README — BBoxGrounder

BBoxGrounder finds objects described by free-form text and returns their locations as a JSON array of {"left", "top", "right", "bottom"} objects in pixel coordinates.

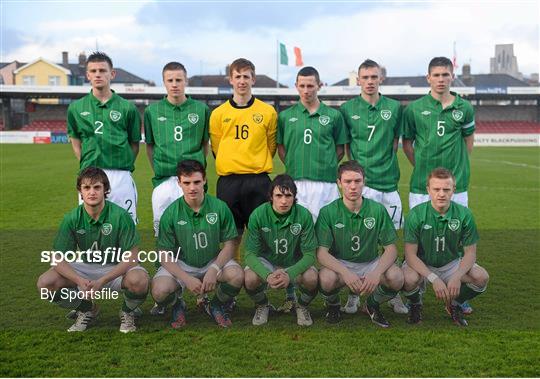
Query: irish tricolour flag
[{"left": 280, "top": 42, "right": 303, "bottom": 66}]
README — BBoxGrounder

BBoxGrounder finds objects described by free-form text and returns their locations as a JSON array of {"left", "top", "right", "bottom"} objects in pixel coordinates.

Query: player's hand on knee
[
  {"left": 343, "top": 270, "right": 363, "bottom": 293},
  {"left": 202, "top": 270, "right": 218, "bottom": 293},
  {"left": 89, "top": 277, "right": 106, "bottom": 292},
  {"left": 447, "top": 275, "right": 461, "bottom": 299},
  {"left": 77, "top": 278, "right": 92, "bottom": 292},
  {"left": 432, "top": 278, "right": 450, "bottom": 303},
  {"left": 359, "top": 272, "right": 380, "bottom": 296},
  {"left": 273, "top": 271, "right": 290, "bottom": 289}
]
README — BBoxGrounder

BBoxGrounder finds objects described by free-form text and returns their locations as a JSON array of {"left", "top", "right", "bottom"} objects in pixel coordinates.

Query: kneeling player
[
  {"left": 402, "top": 168, "right": 489, "bottom": 326},
  {"left": 151, "top": 160, "right": 244, "bottom": 328},
  {"left": 37, "top": 167, "right": 149, "bottom": 333},
  {"left": 244, "top": 175, "right": 318, "bottom": 326},
  {"left": 316, "top": 161, "right": 403, "bottom": 327}
]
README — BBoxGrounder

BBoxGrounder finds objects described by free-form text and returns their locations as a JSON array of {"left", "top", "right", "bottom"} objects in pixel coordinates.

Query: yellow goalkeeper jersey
[{"left": 210, "top": 97, "right": 277, "bottom": 176}]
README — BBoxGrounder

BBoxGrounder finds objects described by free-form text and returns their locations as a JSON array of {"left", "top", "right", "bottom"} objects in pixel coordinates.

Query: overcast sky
[{"left": 2, "top": 0, "right": 539, "bottom": 87}]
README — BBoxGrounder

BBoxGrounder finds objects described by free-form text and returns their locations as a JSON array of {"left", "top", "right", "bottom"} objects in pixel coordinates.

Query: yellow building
[{"left": 13, "top": 57, "right": 71, "bottom": 87}]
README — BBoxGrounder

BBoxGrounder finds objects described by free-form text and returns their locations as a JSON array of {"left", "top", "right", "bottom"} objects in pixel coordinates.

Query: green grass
[{"left": 1, "top": 145, "right": 539, "bottom": 377}]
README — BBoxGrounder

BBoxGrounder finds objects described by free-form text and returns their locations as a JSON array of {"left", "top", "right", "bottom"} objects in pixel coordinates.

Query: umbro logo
[
  {"left": 289, "top": 117, "right": 298, "bottom": 122},
  {"left": 177, "top": 220, "right": 187, "bottom": 225},
  {"left": 224, "top": 118, "right": 231, "bottom": 123},
  {"left": 158, "top": 116, "right": 167, "bottom": 122},
  {"left": 421, "top": 111, "right": 431, "bottom": 116},
  {"left": 76, "top": 229, "right": 86, "bottom": 235},
  {"left": 423, "top": 224, "right": 432, "bottom": 230},
  {"left": 335, "top": 223, "right": 345, "bottom": 229},
  {"left": 80, "top": 111, "right": 90, "bottom": 116},
  {"left": 261, "top": 227, "right": 271, "bottom": 232},
  {"left": 351, "top": 115, "right": 360, "bottom": 120}
]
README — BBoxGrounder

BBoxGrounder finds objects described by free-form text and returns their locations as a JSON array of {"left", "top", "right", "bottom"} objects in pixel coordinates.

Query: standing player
[
  {"left": 151, "top": 160, "right": 244, "bottom": 328},
  {"left": 209, "top": 58, "right": 278, "bottom": 251},
  {"left": 244, "top": 175, "right": 319, "bottom": 326},
  {"left": 277, "top": 66, "right": 348, "bottom": 220},
  {"left": 316, "top": 161, "right": 404, "bottom": 327},
  {"left": 402, "top": 56, "right": 476, "bottom": 313},
  {"left": 37, "top": 167, "right": 149, "bottom": 333},
  {"left": 144, "top": 61, "right": 209, "bottom": 236},
  {"left": 67, "top": 52, "right": 141, "bottom": 223},
  {"left": 402, "top": 168, "right": 489, "bottom": 326},
  {"left": 340, "top": 59, "right": 407, "bottom": 315}
]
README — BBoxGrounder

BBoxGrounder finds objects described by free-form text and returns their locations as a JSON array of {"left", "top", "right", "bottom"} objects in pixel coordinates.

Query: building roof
[
  {"left": 61, "top": 63, "right": 151, "bottom": 85},
  {"left": 458, "top": 73, "right": 530, "bottom": 88},
  {"left": 189, "top": 74, "right": 287, "bottom": 88},
  {"left": 13, "top": 57, "right": 71, "bottom": 75}
]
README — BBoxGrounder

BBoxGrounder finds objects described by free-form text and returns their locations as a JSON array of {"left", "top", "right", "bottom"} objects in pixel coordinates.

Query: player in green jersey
[
  {"left": 151, "top": 160, "right": 244, "bottom": 328},
  {"left": 37, "top": 167, "right": 149, "bottom": 333},
  {"left": 67, "top": 52, "right": 141, "bottom": 223},
  {"left": 145, "top": 62, "right": 210, "bottom": 237},
  {"left": 402, "top": 57, "right": 475, "bottom": 210},
  {"left": 340, "top": 59, "right": 408, "bottom": 315},
  {"left": 316, "top": 161, "right": 404, "bottom": 327},
  {"left": 402, "top": 168, "right": 489, "bottom": 326},
  {"left": 244, "top": 174, "right": 319, "bottom": 326},
  {"left": 277, "top": 66, "right": 348, "bottom": 220}
]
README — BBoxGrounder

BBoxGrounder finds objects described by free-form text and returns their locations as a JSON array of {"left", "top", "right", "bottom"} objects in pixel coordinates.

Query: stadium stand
[{"left": 475, "top": 121, "right": 540, "bottom": 134}]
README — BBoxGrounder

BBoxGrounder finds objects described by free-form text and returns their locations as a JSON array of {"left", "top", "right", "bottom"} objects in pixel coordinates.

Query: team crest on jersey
[
  {"left": 319, "top": 115, "right": 330, "bottom": 125},
  {"left": 177, "top": 220, "right": 187, "bottom": 225},
  {"left": 380, "top": 110, "right": 392, "bottom": 121},
  {"left": 110, "top": 110, "right": 122, "bottom": 122},
  {"left": 101, "top": 223, "right": 113, "bottom": 235},
  {"left": 80, "top": 111, "right": 90, "bottom": 117},
  {"left": 262, "top": 227, "right": 271, "bottom": 233},
  {"left": 253, "top": 113, "right": 263, "bottom": 124},
  {"left": 188, "top": 113, "right": 199, "bottom": 124},
  {"left": 335, "top": 223, "right": 345, "bottom": 229},
  {"left": 364, "top": 217, "right": 375, "bottom": 230},
  {"left": 351, "top": 115, "right": 361, "bottom": 120},
  {"left": 448, "top": 219, "right": 460, "bottom": 231},
  {"left": 452, "top": 110, "right": 464, "bottom": 121},
  {"left": 206, "top": 213, "right": 218, "bottom": 225},
  {"left": 158, "top": 116, "right": 167, "bottom": 122},
  {"left": 290, "top": 223, "right": 302, "bottom": 236}
]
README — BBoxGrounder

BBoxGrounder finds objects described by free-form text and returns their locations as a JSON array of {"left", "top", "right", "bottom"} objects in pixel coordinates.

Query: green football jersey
[
  {"left": 157, "top": 194, "right": 238, "bottom": 268},
  {"left": 404, "top": 201, "right": 479, "bottom": 268},
  {"left": 67, "top": 91, "right": 141, "bottom": 172},
  {"left": 244, "top": 202, "right": 317, "bottom": 280},
  {"left": 144, "top": 97, "right": 210, "bottom": 188},
  {"left": 53, "top": 201, "right": 139, "bottom": 265},
  {"left": 277, "top": 102, "right": 349, "bottom": 182},
  {"left": 340, "top": 95, "right": 402, "bottom": 192},
  {"left": 316, "top": 198, "right": 397, "bottom": 263},
  {"left": 402, "top": 92, "right": 475, "bottom": 194}
]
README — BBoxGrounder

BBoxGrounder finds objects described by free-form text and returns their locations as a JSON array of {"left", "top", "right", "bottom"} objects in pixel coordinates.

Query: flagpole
[{"left": 276, "top": 39, "right": 279, "bottom": 88}]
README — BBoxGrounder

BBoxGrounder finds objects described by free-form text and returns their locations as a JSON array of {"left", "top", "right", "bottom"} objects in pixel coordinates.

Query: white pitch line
[{"left": 475, "top": 158, "right": 540, "bottom": 170}]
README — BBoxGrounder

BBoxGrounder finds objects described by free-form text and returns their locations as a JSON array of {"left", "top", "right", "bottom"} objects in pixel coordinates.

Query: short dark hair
[
  {"left": 76, "top": 167, "right": 110, "bottom": 197},
  {"left": 176, "top": 159, "right": 206, "bottom": 179},
  {"left": 427, "top": 167, "right": 455, "bottom": 185},
  {"left": 229, "top": 58, "right": 255, "bottom": 77},
  {"left": 428, "top": 56, "right": 453, "bottom": 73},
  {"left": 162, "top": 61, "right": 187, "bottom": 77},
  {"left": 269, "top": 174, "right": 297, "bottom": 201},
  {"left": 338, "top": 160, "right": 365, "bottom": 180},
  {"left": 86, "top": 51, "right": 113, "bottom": 69},
  {"left": 296, "top": 66, "right": 320, "bottom": 83},
  {"left": 358, "top": 59, "right": 380, "bottom": 72}
]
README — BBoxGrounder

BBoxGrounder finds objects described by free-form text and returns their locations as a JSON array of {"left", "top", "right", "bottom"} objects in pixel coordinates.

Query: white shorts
[
  {"left": 152, "top": 176, "right": 183, "bottom": 236},
  {"left": 78, "top": 169, "right": 138, "bottom": 223},
  {"left": 362, "top": 186, "right": 403, "bottom": 229},
  {"left": 409, "top": 191, "right": 468, "bottom": 210},
  {"left": 68, "top": 262, "right": 147, "bottom": 292},
  {"left": 244, "top": 257, "right": 317, "bottom": 278},
  {"left": 403, "top": 259, "right": 479, "bottom": 288},
  {"left": 338, "top": 258, "right": 380, "bottom": 278},
  {"left": 153, "top": 259, "right": 240, "bottom": 290},
  {"left": 295, "top": 180, "right": 340, "bottom": 221}
]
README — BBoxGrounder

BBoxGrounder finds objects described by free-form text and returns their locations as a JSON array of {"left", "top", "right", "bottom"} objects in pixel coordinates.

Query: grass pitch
[{"left": 0, "top": 145, "right": 539, "bottom": 377}]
